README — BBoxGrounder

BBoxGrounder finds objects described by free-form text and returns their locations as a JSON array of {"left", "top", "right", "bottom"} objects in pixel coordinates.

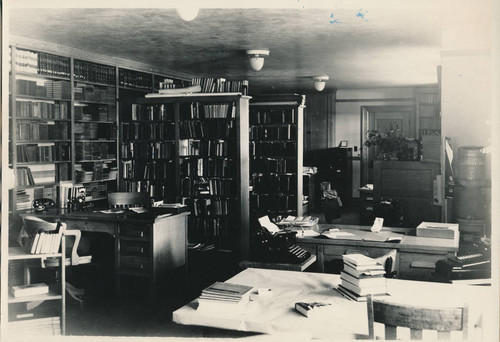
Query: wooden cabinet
[{"left": 373, "top": 160, "right": 441, "bottom": 228}]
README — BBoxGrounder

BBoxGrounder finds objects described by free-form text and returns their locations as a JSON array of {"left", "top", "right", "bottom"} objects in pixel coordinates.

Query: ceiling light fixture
[
  {"left": 176, "top": 6, "right": 200, "bottom": 21},
  {"left": 246, "top": 49, "right": 270, "bottom": 71},
  {"left": 312, "top": 75, "right": 329, "bottom": 91}
]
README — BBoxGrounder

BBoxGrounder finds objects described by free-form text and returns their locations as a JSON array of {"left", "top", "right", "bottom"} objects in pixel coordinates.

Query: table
[
  {"left": 173, "top": 268, "right": 493, "bottom": 340},
  {"left": 24, "top": 209, "right": 189, "bottom": 296},
  {"left": 296, "top": 224, "right": 459, "bottom": 280}
]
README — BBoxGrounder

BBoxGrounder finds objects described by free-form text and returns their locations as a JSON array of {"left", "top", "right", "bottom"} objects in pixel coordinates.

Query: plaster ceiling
[{"left": 6, "top": 2, "right": 492, "bottom": 94}]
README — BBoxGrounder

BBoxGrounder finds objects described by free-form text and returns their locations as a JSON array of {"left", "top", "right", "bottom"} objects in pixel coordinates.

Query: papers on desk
[
  {"left": 99, "top": 209, "right": 125, "bottom": 214},
  {"left": 277, "top": 216, "right": 319, "bottom": 227},
  {"left": 318, "top": 230, "right": 355, "bottom": 239},
  {"left": 258, "top": 216, "right": 281, "bottom": 234}
]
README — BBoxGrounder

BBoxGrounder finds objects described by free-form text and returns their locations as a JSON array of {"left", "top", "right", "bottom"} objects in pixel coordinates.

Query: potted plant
[{"left": 364, "top": 124, "right": 419, "bottom": 160}]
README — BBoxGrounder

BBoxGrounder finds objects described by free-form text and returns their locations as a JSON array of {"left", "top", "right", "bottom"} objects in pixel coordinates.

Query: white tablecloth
[{"left": 173, "top": 268, "right": 494, "bottom": 340}]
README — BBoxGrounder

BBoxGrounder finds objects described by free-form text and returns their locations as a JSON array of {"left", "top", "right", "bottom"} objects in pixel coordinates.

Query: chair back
[
  {"left": 108, "top": 192, "right": 150, "bottom": 209},
  {"left": 367, "top": 295, "right": 468, "bottom": 340}
]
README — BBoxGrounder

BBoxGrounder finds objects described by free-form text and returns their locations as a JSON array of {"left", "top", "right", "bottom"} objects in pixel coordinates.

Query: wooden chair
[
  {"left": 367, "top": 294, "right": 468, "bottom": 340},
  {"left": 22, "top": 215, "right": 92, "bottom": 306},
  {"left": 107, "top": 192, "right": 151, "bottom": 209}
]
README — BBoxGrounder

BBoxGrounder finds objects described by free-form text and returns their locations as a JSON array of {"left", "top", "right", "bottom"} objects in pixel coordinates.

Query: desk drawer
[
  {"left": 120, "top": 240, "right": 150, "bottom": 257},
  {"left": 120, "top": 224, "right": 151, "bottom": 240},
  {"left": 399, "top": 252, "right": 447, "bottom": 280},
  {"left": 120, "top": 256, "right": 150, "bottom": 275}
]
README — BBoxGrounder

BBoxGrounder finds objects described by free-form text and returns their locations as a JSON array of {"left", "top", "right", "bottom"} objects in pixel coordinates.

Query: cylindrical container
[
  {"left": 453, "top": 185, "right": 490, "bottom": 220},
  {"left": 456, "top": 146, "right": 486, "bottom": 187}
]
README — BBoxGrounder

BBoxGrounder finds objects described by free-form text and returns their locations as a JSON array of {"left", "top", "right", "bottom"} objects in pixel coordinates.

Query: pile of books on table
[
  {"left": 336, "top": 254, "right": 388, "bottom": 301},
  {"left": 197, "top": 281, "right": 253, "bottom": 313}
]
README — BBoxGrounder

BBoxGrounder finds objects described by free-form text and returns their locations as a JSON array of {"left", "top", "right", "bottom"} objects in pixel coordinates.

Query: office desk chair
[
  {"left": 22, "top": 215, "right": 92, "bottom": 307},
  {"left": 108, "top": 192, "right": 151, "bottom": 209},
  {"left": 367, "top": 294, "right": 468, "bottom": 340}
]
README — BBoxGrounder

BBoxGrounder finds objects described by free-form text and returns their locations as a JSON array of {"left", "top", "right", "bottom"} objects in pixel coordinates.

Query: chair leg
[
  {"left": 385, "top": 325, "right": 397, "bottom": 340},
  {"left": 66, "top": 282, "right": 84, "bottom": 310}
]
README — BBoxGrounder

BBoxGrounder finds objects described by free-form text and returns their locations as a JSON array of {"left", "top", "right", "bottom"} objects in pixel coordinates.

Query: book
[
  {"left": 342, "top": 254, "right": 381, "bottom": 267},
  {"left": 201, "top": 281, "right": 253, "bottom": 299},
  {"left": 11, "top": 283, "right": 49, "bottom": 298},
  {"left": 340, "top": 278, "right": 387, "bottom": 297},
  {"left": 342, "top": 263, "right": 386, "bottom": 278},
  {"left": 335, "top": 285, "right": 389, "bottom": 302},
  {"left": 295, "top": 301, "right": 334, "bottom": 318},
  {"left": 340, "top": 271, "right": 386, "bottom": 288}
]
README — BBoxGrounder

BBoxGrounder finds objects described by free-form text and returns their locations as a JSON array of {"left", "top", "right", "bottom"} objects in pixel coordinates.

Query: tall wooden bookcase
[
  {"left": 120, "top": 94, "right": 250, "bottom": 257},
  {"left": 249, "top": 94, "right": 305, "bottom": 224}
]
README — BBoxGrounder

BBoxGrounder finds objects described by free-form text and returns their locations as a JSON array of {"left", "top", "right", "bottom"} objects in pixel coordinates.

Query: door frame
[{"left": 360, "top": 105, "right": 416, "bottom": 187}]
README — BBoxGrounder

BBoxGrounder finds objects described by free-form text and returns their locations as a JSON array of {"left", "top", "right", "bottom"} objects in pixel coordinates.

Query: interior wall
[{"left": 335, "top": 88, "right": 417, "bottom": 198}]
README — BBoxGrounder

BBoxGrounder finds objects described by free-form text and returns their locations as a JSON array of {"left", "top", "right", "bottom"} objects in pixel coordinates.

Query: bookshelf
[
  {"left": 73, "top": 59, "right": 118, "bottom": 202},
  {"left": 120, "top": 94, "right": 250, "bottom": 256},
  {"left": 416, "top": 86, "right": 441, "bottom": 162},
  {"left": 249, "top": 94, "right": 305, "bottom": 223}
]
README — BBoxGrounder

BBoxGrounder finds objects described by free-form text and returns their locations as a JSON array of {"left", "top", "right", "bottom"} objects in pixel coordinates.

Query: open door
[{"left": 361, "top": 106, "right": 416, "bottom": 186}]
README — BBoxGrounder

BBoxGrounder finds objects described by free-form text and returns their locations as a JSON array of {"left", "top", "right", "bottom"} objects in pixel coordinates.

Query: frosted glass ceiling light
[
  {"left": 313, "top": 76, "right": 329, "bottom": 91},
  {"left": 176, "top": 6, "right": 199, "bottom": 21},
  {"left": 246, "top": 49, "right": 270, "bottom": 71}
]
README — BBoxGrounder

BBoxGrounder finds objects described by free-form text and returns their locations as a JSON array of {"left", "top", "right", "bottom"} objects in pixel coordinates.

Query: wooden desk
[
  {"left": 173, "top": 268, "right": 491, "bottom": 340},
  {"left": 296, "top": 224, "right": 459, "bottom": 280},
  {"left": 26, "top": 210, "right": 189, "bottom": 296},
  {"left": 239, "top": 254, "right": 317, "bottom": 272}
]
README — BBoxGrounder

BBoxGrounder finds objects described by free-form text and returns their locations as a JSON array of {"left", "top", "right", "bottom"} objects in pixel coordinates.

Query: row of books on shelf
[
  {"left": 13, "top": 185, "right": 56, "bottom": 210},
  {"left": 335, "top": 254, "right": 389, "bottom": 302},
  {"left": 179, "top": 102, "right": 236, "bottom": 120},
  {"left": 249, "top": 141, "right": 297, "bottom": 158},
  {"left": 121, "top": 141, "right": 176, "bottom": 160},
  {"left": 191, "top": 77, "right": 248, "bottom": 94},
  {"left": 418, "top": 92, "right": 440, "bottom": 104},
  {"left": 250, "top": 157, "right": 298, "bottom": 174},
  {"left": 74, "top": 83, "right": 116, "bottom": 103},
  {"left": 179, "top": 139, "right": 235, "bottom": 157},
  {"left": 17, "top": 164, "right": 58, "bottom": 184},
  {"left": 122, "top": 159, "right": 175, "bottom": 180},
  {"left": 74, "top": 59, "right": 116, "bottom": 85},
  {"left": 119, "top": 69, "right": 152, "bottom": 89},
  {"left": 17, "top": 143, "right": 70, "bottom": 163},
  {"left": 16, "top": 100, "right": 69, "bottom": 119},
  {"left": 188, "top": 217, "right": 232, "bottom": 241},
  {"left": 121, "top": 181, "right": 176, "bottom": 202},
  {"left": 26, "top": 227, "right": 64, "bottom": 255},
  {"left": 75, "top": 142, "right": 115, "bottom": 161},
  {"left": 130, "top": 104, "right": 176, "bottom": 121},
  {"left": 188, "top": 197, "right": 235, "bottom": 217},
  {"left": 74, "top": 104, "right": 115, "bottom": 122},
  {"left": 74, "top": 122, "right": 117, "bottom": 140},
  {"left": 249, "top": 124, "right": 296, "bottom": 141},
  {"left": 181, "top": 178, "right": 235, "bottom": 197},
  {"left": 196, "top": 281, "right": 253, "bottom": 313},
  {"left": 180, "top": 158, "right": 235, "bottom": 178},
  {"left": 16, "top": 79, "right": 71, "bottom": 100},
  {"left": 251, "top": 174, "right": 297, "bottom": 193},
  {"left": 250, "top": 193, "right": 297, "bottom": 212},
  {"left": 158, "top": 78, "right": 178, "bottom": 90},
  {"left": 179, "top": 119, "right": 235, "bottom": 139},
  {"left": 249, "top": 109, "right": 296, "bottom": 125},
  {"left": 74, "top": 163, "right": 117, "bottom": 183},
  {"left": 15, "top": 48, "right": 70, "bottom": 78},
  {"left": 16, "top": 121, "right": 69, "bottom": 141},
  {"left": 59, "top": 182, "right": 109, "bottom": 206},
  {"left": 122, "top": 122, "right": 175, "bottom": 141}
]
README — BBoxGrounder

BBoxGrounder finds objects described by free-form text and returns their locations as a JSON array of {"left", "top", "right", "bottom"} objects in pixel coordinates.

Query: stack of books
[
  {"left": 197, "top": 281, "right": 253, "bottom": 313},
  {"left": 336, "top": 254, "right": 388, "bottom": 301}
]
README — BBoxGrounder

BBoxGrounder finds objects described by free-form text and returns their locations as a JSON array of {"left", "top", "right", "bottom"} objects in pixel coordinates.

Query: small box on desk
[{"left": 416, "top": 222, "right": 459, "bottom": 239}]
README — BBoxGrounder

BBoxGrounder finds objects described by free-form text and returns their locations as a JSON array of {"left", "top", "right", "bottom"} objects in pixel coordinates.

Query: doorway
[{"left": 360, "top": 105, "right": 416, "bottom": 186}]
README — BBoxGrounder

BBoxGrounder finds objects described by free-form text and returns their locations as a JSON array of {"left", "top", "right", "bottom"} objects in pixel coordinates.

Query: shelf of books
[
  {"left": 249, "top": 94, "right": 305, "bottom": 227},
  {"left": 121, "top": 91, "right": 250, "bottom": 256},
  {"left": 73, "top": 59, "right": 118, "bottom": 201},
  {"left": 10, "top": 46, "right": 72, "bottom": 212}
]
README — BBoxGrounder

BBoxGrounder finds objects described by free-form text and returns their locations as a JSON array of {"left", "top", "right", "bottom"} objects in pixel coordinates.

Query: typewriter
[
  {"left": 435, "top": 239, "right": 491, "bottom": 282},
  {"left": 252, "top": 217, "right": 312, "bottom": 264}
]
